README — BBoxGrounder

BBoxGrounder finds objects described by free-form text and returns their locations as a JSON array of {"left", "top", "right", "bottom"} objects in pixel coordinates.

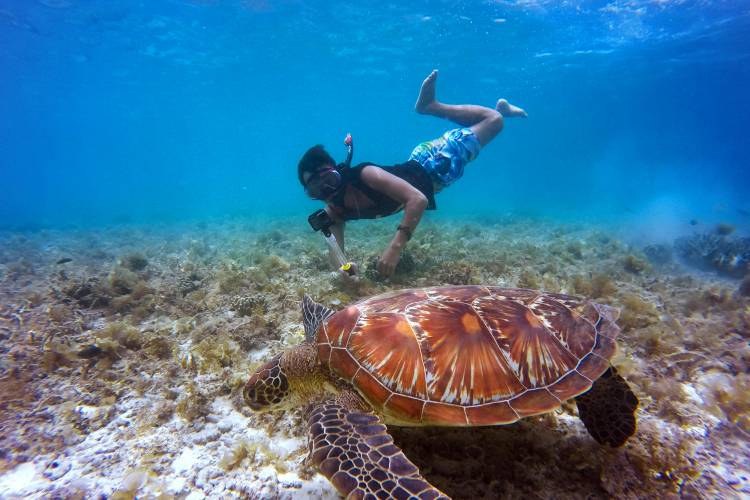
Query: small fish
[
  {"left": 56, "top": 257, "right": 72, "bottom": 264},
  {"left": 689, "top": 219, "right": 699, "bottom": 226},
  {"left": 78, "top": 344, "right": 102, "bottom": 359},
  {"left": 737, "top": 208, "right": 750, "bottom": 217}
]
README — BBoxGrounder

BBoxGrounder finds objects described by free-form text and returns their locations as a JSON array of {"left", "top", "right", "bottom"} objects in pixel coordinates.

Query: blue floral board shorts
[{"left": 408, "top": 127, "right": 481, "bottom": 190}]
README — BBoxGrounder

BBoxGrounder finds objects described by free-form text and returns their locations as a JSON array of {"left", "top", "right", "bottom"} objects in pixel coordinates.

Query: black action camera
[{"left": 308, "top": 209, "right": 334, "bottom": 236}]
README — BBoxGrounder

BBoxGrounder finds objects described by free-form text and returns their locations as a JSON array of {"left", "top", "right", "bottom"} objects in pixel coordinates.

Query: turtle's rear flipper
[
  {"left": 307, "top": 401, "right": 448, "bottom": 499},
  {"left": 575, "top": 367, "right": 638, "bottom": 447}
]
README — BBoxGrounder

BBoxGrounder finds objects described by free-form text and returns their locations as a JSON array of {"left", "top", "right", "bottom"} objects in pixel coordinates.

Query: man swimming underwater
[{"left": 298, "top": 70, "right": 527, "bottom": 279}]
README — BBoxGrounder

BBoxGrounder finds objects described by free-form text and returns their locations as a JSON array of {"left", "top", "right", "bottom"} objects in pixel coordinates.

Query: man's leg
[{"left": 415, "top": 69, "right": 526, "bottom": 147}]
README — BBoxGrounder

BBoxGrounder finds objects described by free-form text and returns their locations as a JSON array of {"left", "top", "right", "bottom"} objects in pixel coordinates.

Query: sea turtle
[{"left": 244, "top": 286, "right": 638, "bottom": 499}]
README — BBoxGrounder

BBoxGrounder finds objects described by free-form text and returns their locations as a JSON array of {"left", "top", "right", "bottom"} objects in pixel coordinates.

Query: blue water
[{"left": 1, "top": 0, "right": 749, "bottom": 229}]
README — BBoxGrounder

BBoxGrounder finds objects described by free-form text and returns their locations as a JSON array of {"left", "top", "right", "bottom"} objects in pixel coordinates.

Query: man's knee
[
  {"left": 470, "top": 110, "right": 504, "bottom": 147},
  {"left": 488, "top": 110, "right": 504, "bottom": 133}
]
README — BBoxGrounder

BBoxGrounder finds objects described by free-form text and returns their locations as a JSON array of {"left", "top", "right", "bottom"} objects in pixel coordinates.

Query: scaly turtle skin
[{"left": 244, "top": 286, "right": 638, "bottom": 499}]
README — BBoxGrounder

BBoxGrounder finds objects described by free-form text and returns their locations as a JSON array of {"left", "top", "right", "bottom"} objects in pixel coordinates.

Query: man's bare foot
[
  {"left": 415, "top": 69, "right": 439, "bottom": 114},
  {"left": 496, "top": 98, "right": 527, "bottom": 118}
]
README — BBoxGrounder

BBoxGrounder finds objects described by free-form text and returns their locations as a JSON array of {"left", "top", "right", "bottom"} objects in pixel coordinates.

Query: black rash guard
[{"left": 328, "top": 161, "right": 436, "bottom": 221}]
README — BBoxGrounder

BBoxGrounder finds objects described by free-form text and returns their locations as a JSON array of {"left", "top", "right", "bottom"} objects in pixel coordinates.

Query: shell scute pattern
[
  {"left": 465, "top": 401, "right": 516, "bottom": 426},
  {"left": 405, "top": 298, "right": 525, "bottom": 404},
  {"left": 357, "top": 288, "right": 429, "bottom": 313},
  {"left": 577, "top": 351, "right": 612, "bottom": 382},
  {"left": 507, "top": 388, "right": 561, "bottom": 417},
  {"left": 385, "top": 393, "right": 424, "bottom": 422},
  {"left": 425, "top": 285, "right": 491, "bottom": 303},
  {"left": 474, "top": 296, "right": 581, "bottom": 387},
  {"left": 348, "top": 313, "right": 427, "bottom": 400},
  {"left": 320, "top": 286, "right": 619, "bottom": 425},
  {"left": 486, "top": 287, "right": 539, "bottom": 305},
  {"left": 323, "top": 305, "right": 361, "bottom": 346},
  {"left": 517, "top": 294, "right": 599, "bottom": 357}
]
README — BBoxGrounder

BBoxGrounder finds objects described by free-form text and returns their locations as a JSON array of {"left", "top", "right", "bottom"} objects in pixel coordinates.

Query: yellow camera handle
[{"left": 339, "top": 262, "right": 355, "bottom": 276}]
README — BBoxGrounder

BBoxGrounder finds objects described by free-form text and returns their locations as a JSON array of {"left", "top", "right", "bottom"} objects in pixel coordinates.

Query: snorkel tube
[
  {"left": 307, "top": 133, "right": 356, "bottom": 276},
  {"left": 341, "top": 133, "right": 353, "bottom": 169}
]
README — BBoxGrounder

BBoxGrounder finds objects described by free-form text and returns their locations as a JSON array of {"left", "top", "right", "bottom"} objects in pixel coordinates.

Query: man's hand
[
  {"left": 377, "top": 244, "right": 401, "bottom": 278},
  {"left": 339, "top": 262, "right": 360, "bottom": 284}
]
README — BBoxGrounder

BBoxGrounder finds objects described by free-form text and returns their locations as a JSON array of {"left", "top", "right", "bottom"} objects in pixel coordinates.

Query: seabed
[{"left": 0, "top": 215, "right": 748, "bottom": 499}]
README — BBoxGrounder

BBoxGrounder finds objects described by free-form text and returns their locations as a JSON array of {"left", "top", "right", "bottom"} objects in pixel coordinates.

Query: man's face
[{"left": 303, "top": 165, "right": 342, "bottom": 201}]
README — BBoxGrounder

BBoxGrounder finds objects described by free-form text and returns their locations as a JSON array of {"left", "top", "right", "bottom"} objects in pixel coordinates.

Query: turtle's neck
[{"left": 281, "top": 343, "right": 338, "bottom": 408}]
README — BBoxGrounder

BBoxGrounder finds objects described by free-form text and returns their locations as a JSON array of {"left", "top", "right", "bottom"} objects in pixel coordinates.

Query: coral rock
[{"left": 231, "top": 294, "right": 268, "bottom": 317}]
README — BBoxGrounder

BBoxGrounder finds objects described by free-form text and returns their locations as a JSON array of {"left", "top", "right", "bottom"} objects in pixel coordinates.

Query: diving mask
[{"left": 305, "top": 168, "right": 343, "bottom": 200}]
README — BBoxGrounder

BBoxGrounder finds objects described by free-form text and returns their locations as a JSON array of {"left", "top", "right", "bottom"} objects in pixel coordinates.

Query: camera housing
[{"left": 308, "top": 209, "right": 334, "bottom": 236}]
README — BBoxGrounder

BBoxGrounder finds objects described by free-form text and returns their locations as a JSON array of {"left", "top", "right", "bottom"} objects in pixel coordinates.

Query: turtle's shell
[{"left": 315, "top": 286, "right": 621, "bottom": 426}]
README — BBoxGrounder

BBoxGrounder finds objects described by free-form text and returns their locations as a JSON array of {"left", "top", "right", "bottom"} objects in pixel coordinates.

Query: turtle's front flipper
[
  {"left": 575, "top": 367, "right": 638, "bottom": 447},
  {"left": 307, "top": 399, "right": 448, "bottom": 499}
]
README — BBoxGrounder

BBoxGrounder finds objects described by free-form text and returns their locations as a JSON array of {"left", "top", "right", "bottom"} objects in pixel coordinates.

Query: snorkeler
[{"left": 298, "top": 69, "right": 527, "bottom": 279}]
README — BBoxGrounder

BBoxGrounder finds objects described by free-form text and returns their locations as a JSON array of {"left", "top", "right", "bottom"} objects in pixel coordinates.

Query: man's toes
[
  {"left": 496, "top": 99, "right": 527, "bottom": 117},
  {"left": 416, "top": 71, "right": 439, "bottom": 112},
  {"left": 422, "top": 72, "right": 436, "bottom": 88}
]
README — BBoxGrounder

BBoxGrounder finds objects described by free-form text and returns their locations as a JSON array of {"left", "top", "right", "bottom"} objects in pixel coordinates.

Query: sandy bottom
[{"left": 0, "top": 215, "right": 747, "bottom": 499}]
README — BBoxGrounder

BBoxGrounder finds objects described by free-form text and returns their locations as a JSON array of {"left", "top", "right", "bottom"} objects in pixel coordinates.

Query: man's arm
[{"left": 360, "top": 166, "right": 428, "bottom": 276}]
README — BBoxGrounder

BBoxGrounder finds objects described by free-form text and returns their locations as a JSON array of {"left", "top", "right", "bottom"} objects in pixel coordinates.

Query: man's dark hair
[{"left": 298, "top": 145, "right": 336, "bottom": 186}]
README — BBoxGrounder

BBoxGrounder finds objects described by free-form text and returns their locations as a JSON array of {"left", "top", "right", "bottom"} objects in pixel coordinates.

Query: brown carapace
[
  {"left": 318, "top": 286, "right": 626, "bottom": 426},
  {"left": 245, "top": 286, "right": 639, "bottom": 499}
]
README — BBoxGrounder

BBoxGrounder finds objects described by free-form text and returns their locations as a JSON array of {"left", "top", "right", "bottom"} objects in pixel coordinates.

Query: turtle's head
[
  {"left": 243, "top": 352, "right": 290, "bottom": 411},
  {"left": 243, "top": 344, "right": 322, "bottom": 412}
]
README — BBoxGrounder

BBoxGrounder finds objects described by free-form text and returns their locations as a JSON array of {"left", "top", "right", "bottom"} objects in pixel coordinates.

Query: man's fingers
[{"left": 378, "top": 262, "right": 394, "bottom": 277}]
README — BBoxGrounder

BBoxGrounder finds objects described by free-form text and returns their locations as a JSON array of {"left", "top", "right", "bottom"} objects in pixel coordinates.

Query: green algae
[
  {"left": 175, "top": 382, "right": 211, "bottom": 422},
  {"left": 218, "top": 439, "right": 289, "bottom": 474},
  {"left": 121, "top": 253, "right": 149, "bottom": 272},
  {"left": 712, "top": 373, "right": 750, "bottom": 433},
  {"left": 436, "top": 260, "right": 479, "bottom": 286},
  {"left": 191, "top": 337, "right": 241, "bottom": 373},
  {"left": 570, "top": 273, "right": 617, "bottom": 299},
  {"left": 97, "top": 321, "right": 143, "bottom": 351},
  {"left": 623, "top": 254, "right": 649, "bottom": 274},
  {"left": 216, "top": 261, "right": 248, "bottom": 294},
  {"left": 41, "top": 336, "right": 76, "bottom": 372},
  {"left": 108, "top": 266, "right": 140, "bottom": 296},
  {"left": 517, "top": 269, "right": 540, "bottom": 289},
  {"left": 618, "top": 293, "right": 660, "bottom": 331},
  {"left": 142, "top": 334, "right": 175, "bottom": 360},
  {"left": 1, "top": 216, "right": 747, "bottom": 498},
  {"left": 230, "top": 293, "right": 268, "bottom": 317},
  {"left": 258, "top": 254, "right": 291, "bottom": 275}
]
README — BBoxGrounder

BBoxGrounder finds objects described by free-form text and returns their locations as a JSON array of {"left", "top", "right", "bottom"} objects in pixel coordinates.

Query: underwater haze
[{"left": 1, "top": 0, "right": 749, "bottom": 228}]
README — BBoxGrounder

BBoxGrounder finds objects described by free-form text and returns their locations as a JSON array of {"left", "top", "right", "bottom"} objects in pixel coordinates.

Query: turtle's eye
[{"left": 244, "top": 354, "right": 289, "bottom": 410}]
